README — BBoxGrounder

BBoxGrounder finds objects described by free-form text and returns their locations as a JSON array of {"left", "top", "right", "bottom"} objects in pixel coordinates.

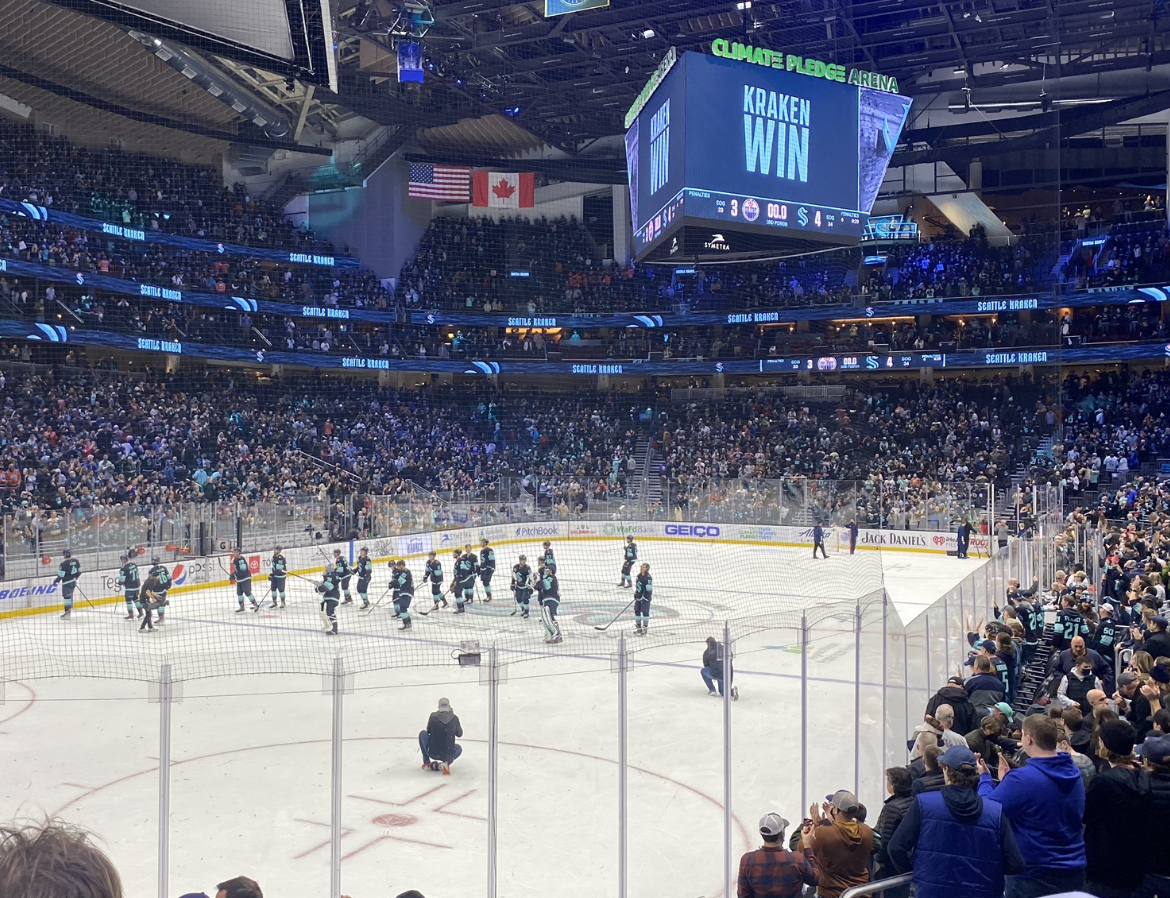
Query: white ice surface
[{"left": 0, "top": 540, "right": 985, "bottom": 898}]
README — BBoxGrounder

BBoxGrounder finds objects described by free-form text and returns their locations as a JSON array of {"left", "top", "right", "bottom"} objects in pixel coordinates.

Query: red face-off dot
[{"left": 373, "top": 813, "right": 418, "bottom": 828}]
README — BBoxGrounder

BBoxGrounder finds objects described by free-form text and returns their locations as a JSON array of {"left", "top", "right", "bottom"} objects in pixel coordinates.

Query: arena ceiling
[{"left": 0, "top": 0, "right": 1167, "bottom": 162}]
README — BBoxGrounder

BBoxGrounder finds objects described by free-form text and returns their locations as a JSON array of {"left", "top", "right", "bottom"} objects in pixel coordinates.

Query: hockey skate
[
  {"left": 398, "top": 620, "right": 412, "bottom": 631},
  {"left": 235, "top": 605, "right": 246, "bottom": 613},
  {"left": 60, "top": 610, "right": 71, "bottom": 619}
]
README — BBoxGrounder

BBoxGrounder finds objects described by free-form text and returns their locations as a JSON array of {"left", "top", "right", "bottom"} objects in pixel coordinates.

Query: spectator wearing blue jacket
[
  {"left": 976, "top": 715, "right": 1086, "bottom": 898},
  {"left": 888, "top": 745, "right": 1026, "bottom": 898}
]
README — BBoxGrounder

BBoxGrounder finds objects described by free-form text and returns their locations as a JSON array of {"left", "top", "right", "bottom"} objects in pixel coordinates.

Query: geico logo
[{"left": 664, "top": 525, "right": 721, "bottom": 537}]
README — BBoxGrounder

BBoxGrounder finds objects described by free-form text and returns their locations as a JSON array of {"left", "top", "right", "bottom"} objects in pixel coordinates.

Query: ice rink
[{"left": 0, "top": 536, "right": 987, "bottom": 898}]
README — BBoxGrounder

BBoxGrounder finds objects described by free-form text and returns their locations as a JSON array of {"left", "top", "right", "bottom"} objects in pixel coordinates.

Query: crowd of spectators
[
  {"left": 1044, "top": 369, "right": 1170, "bottom": 497},
  {"left": 0, "top": 212, "right": 392, "bottom": 313},
  {"left": 0, "top": 122, "right": 330, "bottom": 253}
]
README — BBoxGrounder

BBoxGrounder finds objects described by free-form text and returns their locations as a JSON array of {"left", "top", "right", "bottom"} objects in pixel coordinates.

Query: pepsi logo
[{"left": 172, "top": 563, "right": 186, "bottom": 586}]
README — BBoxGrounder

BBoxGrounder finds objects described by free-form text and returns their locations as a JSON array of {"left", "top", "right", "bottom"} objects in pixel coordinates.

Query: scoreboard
[{"left": 625, "top": 49, "right": 911, "bottom": 260}]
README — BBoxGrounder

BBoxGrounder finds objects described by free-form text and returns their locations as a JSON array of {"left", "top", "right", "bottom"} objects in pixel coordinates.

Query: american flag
[{"left": 408, "top": 163, "right": 471, "bottom": 201}]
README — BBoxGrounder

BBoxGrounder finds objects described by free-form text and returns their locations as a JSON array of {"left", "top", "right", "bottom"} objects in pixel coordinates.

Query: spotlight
[{"left": 641, "top": 27, "right": 656, "bottom": 39}]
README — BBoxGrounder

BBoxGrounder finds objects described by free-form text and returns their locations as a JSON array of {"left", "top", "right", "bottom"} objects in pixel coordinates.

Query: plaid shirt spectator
[{"left": 737, "top": 845, "right": 817, "bottom": 898}]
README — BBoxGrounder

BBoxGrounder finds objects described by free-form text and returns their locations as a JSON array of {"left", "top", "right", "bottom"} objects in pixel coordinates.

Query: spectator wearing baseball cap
[
  {"left": 1090, "top": 604, "right": 1122, "bottom": 658},
  {"left": 736, "top": 812, "right": 817, "bottom": 898},
  {"left": 1083, "top": 719, "right": 1151, "bottom": 897},
  {"left": 1140, "top": 737, "right": 1170, "bottom": 896},
  {"left": 976, "top": 714, "right": 1086, "bottom": 898},
  {"left": 888, "top": 745, "right": 1026, "bottom": 898},
  {"left": 806, "top": 791, "right": 873, "bottom": 898},
  {"left": 965, "top": 655, "right": 1006, "bottom": 719}
]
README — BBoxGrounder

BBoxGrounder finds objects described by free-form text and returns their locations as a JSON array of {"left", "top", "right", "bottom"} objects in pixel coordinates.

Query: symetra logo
[
  {"left": 665, "top": 524, "right": 721, "bottom": 538},
  {"left": 515, "top": 526, "right": 559, "bottom": 537},
  {"left": 0, "top": 583, "right": 59, "bottom": 600},
  {"left": 704, "top": 233, "right": 731, "bottom": 251}
]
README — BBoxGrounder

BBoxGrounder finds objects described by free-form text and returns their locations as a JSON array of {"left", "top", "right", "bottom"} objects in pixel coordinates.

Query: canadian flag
[{"left": 472, "top": 171, "right": 535, "bottom": 208}]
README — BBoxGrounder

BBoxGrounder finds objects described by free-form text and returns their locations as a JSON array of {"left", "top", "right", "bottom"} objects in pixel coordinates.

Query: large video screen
[{"left": 627, "top": 51, "right": 911, "bottom": 257}]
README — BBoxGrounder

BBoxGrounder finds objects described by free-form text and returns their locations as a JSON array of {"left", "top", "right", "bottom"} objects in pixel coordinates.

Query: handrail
[{"left": 839, "top": 873, "right": 913, "bottom": 898}]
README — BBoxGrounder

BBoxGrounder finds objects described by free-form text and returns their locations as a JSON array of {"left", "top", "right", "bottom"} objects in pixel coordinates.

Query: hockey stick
[
  {"left": 73, "top": 585, "right": 98, "bottom": 612},
  {"left": 594, "top": 597, "right": 637, "bottom": 631},
  {"left": 418, "top": 583, "right": 456, "bottom": 616},
  {"left": 363, "top": 585, "right": 393, "bottom": 614}
]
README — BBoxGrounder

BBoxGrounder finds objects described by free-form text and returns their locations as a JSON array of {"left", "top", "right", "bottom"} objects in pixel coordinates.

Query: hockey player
[
  {"left": 536, "top": 560, "right": 562, "bottom": 644},
  {"left": 118, "top": 554, "right": 141, "bottom": 620},
  {"left": 511, "top": 555, "right": 533, "bottom": 618},
  {"left": 54, "top": 550, "right": 82, "bottom": 619},
  {"left": 139, "top": 566, "right": 164, "bottom": 633},
  {"left": 462, "top": 544, "right": 479, "bottom": 602},
  {"left": 541, "top": 540, "right": 556, "bottom": 573},
  {"left": 847, "top": 519, "right": 859, "bottom": 555},
  {"left": 425, "top": 551, "right": 447, "bottom": 611},
  {"left": 618, "top": 535, "right": 637, "bottom": 588},
  {"left": 389, "top": 557, "right": 402, "bottom": 617},
  {"left": 270, "top": 547, "right": 288, "bottom": 608},
  {"left": 452, "top": 548, "right": 476, "bottom": 614},
  {"left": 332, "top": 549, "right": 354, "bottom": 604},
  {"left": 148, "top": 556, "right": 171, "bottom": 624},
  {"left": 479, "top": 538, "right": 496, "bottom": 603},
  {"left": 229, "top": 548, "right": 259, "bottom": 613},
  {"left": 317, "top": 564, "right": 341, "bottom": 636},
  {"left": 392, "top": 559, "right": 415, "bottom": 631},
  {"left": 633, "top": 562, "right": 653, "bottom": 636},
  {"left": 354, "top": 547, "right": 374, "bottom": 609}
]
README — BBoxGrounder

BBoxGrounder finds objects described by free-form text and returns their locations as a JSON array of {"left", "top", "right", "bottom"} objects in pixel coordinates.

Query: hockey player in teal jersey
[
  {"left": 54, "top": 550, "right": 82, "bottom": 619},
  {"left": 634, "top": 563, "right": 653, "bottom": 636},
  {"left": 618, "top": 536, "right": 637, "bottom": 588},
  {"left": 392, "top": 559, "right": 415, "bottom": 631},
  {"left": 148, "top": 556, "right": 172, "bottom": 624},
  {"left": 452, "top": 549, "right": 477, "bottom": 613},
  {"left": 541, "top": 541, "right": 556, "bottom": 573},
  {"left": 535, "top": 560, "right": 562, "bottom": 644},
  {"left": 118, "top": 554, "right": 141, "bottom": 620},
  {"left": 317, "top": 565, "right": 341, "bottom": 635},
  {"left": 332, "top": 549, "right": 354, "bottom": 604},
  {"left": 462, "top": 544, "right": 479, "bottom": 603},
  {"left": 229, "top": 548, "right": 259, "bottom": 612},
  {"left": 425, "top": 551, "right": 447, "bottom": 610},
  {"left": 479, "top": 538, "right": 496, "bottom": 602},
  {"left": 511, "top": 555, "right": 533, "bottom": 618},
  {"left": 354, "top": 547, "right": 374, "bottom": 609},
  {"left": 270, "top": 546, "right": 288, "bottom": 608}
]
